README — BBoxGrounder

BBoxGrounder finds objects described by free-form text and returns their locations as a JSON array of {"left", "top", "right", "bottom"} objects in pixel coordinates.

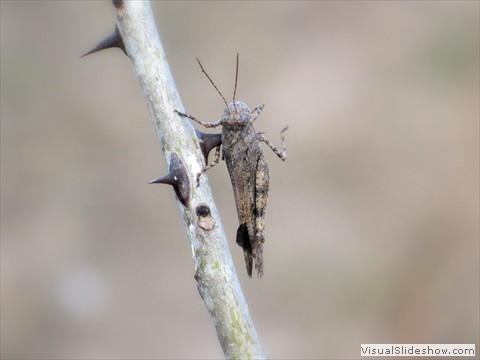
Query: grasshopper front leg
[
  {"left": 258, "top": 125, "right": 289, "bottom": 161},
  {"left": 251, "top": 104, "right": 265, "bottom": 122},
  {"left": 196, "top": 146, "right": 221, "bottom": 187},
  {"left": 175, "top": 110, "right": 222, "bottom": 186},
  {"left": 174, "top": 110, "right": 221, "bottom": 128}
]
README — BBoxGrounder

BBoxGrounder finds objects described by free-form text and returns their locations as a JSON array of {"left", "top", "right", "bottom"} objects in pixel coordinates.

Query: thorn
[
  {"left": 112, "top": 0, "right": 124, "bottom": 8},
  {"left": 149, "top": 153, "right": 190, "bottom": 207},
  {"left": 195, "top": 129, "right": 222, "bottom": 165},
  {"left": 81, "top": 26, "right": 126, "bottom": 58}
]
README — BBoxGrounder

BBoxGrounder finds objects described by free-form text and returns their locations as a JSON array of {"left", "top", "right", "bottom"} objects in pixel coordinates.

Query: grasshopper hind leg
[{"left": 253, "top": 154, "right": 270, "bottom": 278}]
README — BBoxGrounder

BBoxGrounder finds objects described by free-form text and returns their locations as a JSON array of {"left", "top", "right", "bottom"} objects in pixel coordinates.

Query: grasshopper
[{"left": 176, "top": 54, "right": 288, "bottom": 277}]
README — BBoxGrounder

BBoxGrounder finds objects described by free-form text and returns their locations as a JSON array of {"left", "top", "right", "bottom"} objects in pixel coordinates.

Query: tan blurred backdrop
[{"left": 1, "top": 1, "right": 479, "bottom": 359}]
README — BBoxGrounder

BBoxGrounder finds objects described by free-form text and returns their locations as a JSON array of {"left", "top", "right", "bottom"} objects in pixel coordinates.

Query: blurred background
[{"left": 1, "top": 1, "right": 478, "bottom": 359}]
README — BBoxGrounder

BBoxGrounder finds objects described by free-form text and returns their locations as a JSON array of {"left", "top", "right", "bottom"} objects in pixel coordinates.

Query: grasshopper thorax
[{"left": 222, "top": 101, "right": 252, "bottom": 129}]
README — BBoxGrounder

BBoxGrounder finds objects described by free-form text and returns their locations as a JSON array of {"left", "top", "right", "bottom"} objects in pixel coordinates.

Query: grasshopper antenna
[
  {"left": 232, "top": 53, "right": 239, "bottom": 111},
  {"left": 196, "top": 58, "right": 229, "bottom": 108}
]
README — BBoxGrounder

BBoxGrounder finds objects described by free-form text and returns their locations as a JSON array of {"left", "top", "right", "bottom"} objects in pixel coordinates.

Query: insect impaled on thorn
[{"left": 175, "top": 54, "right": 288, "bottom": 278}]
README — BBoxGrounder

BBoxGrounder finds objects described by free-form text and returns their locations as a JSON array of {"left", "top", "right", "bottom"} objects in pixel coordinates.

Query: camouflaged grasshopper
[{"left": 175, "top": 54, "right": 288, "bottom": 277}]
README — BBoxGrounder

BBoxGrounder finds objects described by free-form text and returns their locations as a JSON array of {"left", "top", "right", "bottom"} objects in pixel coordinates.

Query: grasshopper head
[{"left": 222, "top": 101, "right": 252, "bottom": 129}]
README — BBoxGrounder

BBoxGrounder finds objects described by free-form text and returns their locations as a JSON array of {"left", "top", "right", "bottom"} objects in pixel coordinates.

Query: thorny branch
[{"left": 84, "top": 0, "right": 266, "bottom": 358}]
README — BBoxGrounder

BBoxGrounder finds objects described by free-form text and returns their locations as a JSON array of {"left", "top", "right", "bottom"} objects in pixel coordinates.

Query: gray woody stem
[{"left": 111, "top": 1, "right": 265, "bottom": 358}]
